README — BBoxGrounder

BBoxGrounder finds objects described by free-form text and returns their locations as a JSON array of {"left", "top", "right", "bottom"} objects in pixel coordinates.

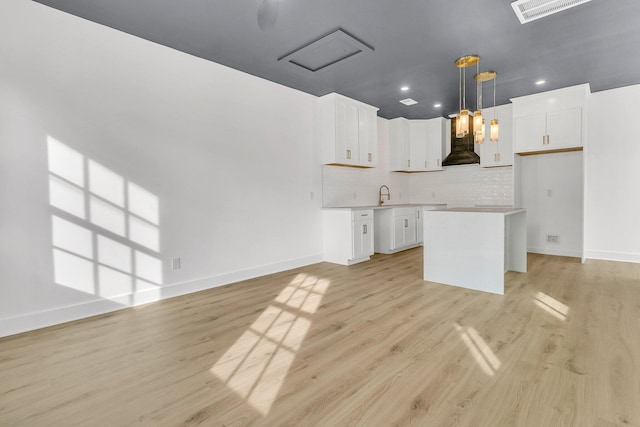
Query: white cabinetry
[
  {"left": 318, "top": 93, "right": 379, "bottom": 167},
  {"left": 389, "top": 117, "right": 445, "bottom": 172},
  {"left": 511, "top": 84, "right": 588, "bottom": 154},
  {"left": 375, "top": 207, "right": 419, "bottom": 254},
  {"left": 389, "top": 118, "right": 410, "bottom": 170},
  {"left": 323, "top": 209, "right": 374, "bottom": 265},
  {"left": 480, "top": 104, "right": 513, "bottom": 167}
]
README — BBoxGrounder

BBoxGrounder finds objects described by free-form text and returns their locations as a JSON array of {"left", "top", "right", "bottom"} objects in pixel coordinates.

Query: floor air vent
[{"left": 511, "top": 0, "right": 592, "bottom": 24}]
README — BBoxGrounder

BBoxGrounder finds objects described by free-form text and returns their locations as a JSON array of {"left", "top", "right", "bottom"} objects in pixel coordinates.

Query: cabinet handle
[
  {"left": 407, "top": 159, "right": 410, "bottom": 168},
  {"left": 542, "top": 135, "right": 545, "bottom": 145},
  {"left": 437, "top": 159, "right": 440, "bottom": 167},
  {"left": 347, "top": 149, "right": 352, "bottom": 159},
  {"left": 424, "top": 160, "right": 427, "bottom": 168},
  {"left": 368, "top": 153, "right": 372, "bottom": 162},
  {"left": 404, "top": 219, "right": 408, "bottom": 228},
  {"left": 497, "top": 152, "right": 500, "bottom": 162},
  {"left": 547, "top": 135, "right": 550, "bottom": 145},
  {"left": 363, "top": 224, "right": 368, "bottom": 234},
  {"left": 417, "top": 211, "right": 420, "bottom": 219}
]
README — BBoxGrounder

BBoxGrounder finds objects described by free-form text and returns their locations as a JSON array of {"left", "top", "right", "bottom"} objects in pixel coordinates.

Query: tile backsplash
[{"left": 322, "top": 164, "right": 513, "bottom": 208}]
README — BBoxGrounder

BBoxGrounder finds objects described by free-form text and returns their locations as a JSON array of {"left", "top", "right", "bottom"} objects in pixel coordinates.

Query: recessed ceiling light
[
  {"left": 400, "top": 86, "right": 410, "bottom": 91},
  {"left": 399, "top": 98, "right": 418, "bottom": 106},
  {"left": 536, "top": 79, "right": 546, "bottom": 85},
  {"left": 434, "top": 103, "right": 442, "bottom": 108}
]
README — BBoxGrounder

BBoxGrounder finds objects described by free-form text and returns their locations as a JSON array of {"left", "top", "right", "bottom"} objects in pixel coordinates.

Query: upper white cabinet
[
  {"left": 389, "top": 118, "right": 410, "bottom": 170},
  {"left": 318, "top": 93, "right": 379, "bottom": 167},
  {"left": 480, "top": 104, "right": 513, "bottom": 167},
  {"left": 389, "top": 117, "right": 445, "bottom": 172},
  {"left": 511, "top": 84, "right": 589, "bottom": 155}
]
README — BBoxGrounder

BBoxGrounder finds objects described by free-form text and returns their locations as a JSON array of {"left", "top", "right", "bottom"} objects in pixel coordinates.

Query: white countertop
[
  {"left": 323, "top": 203, "right": 446, "bottom": 211},
  {"left": 424, "top": 207, "right": 525, "bottom": 215}
]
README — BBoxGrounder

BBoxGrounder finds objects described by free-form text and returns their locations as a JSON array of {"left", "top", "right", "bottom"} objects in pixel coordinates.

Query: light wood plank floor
[{"left": 1, "top": 249, "right": 640, "bottom": 426}]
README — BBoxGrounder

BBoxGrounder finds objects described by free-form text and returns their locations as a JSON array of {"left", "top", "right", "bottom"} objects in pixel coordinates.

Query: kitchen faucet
[{"left": 378, "top": 185, "right": 391, "bottom": 206}]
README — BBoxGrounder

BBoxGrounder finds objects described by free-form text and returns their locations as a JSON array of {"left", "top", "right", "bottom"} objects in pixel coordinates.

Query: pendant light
[
  {"left": 474, "top": 70, "right": 497, "bottom": 144},
  {"left": 490, "top": 73, "right": 499, "bottom": 142},
  {"left": 455, "top": 55, "right": 479, "bottom": 138},
  {"left": 473, "top": 62, "right": 483, "bottom": 136}
]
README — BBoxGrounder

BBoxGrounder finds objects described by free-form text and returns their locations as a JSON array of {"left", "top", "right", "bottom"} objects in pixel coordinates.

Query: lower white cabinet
[
  {"left": 375, "top": 207, "right": 420, "bottom": 254},
  {"left": 323, "top": 209, "right": 374, "bottom": 265}
]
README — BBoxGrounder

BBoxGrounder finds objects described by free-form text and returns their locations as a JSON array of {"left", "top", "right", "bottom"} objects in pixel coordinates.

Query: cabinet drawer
[
  {"left": 352, "top": 209, "right": 373, "bottom": 221},
  {"left": 391, "top": 207, "right": 416, "bottom": 217}
]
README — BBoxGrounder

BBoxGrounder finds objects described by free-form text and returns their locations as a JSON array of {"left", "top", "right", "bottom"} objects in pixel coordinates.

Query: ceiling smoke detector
[{"left": 511, "top": 0, "right": 592, "bottom": 24}]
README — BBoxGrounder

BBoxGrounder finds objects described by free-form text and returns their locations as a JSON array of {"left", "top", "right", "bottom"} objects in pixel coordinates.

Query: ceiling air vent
[{"left": 511, "top": 0, "right": 592, "bottom": 24}]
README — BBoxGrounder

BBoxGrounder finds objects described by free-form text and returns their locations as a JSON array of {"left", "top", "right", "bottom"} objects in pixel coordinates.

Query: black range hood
[{"left": 442, "top": 116, "right": 479, "bottom": 166}]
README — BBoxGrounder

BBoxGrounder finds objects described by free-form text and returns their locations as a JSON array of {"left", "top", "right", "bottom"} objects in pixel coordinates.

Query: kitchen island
[{"left": 422, "top": 207, "right": 527, "bottom": 295}]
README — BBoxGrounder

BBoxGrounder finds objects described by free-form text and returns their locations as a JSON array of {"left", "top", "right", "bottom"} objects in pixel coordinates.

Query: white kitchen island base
[{"left": 422, "top": 207, "right": 527, "bottom": 295}]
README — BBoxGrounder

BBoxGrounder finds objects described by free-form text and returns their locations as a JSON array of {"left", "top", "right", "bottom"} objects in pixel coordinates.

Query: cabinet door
[
  {"left": 393, "top": 215, "right": 416, "bottom": 247},
  {"left": 404, "top": 215, "right": 417, "bottom": 245},
  {"left": 409, "top": 121, "right": 428, "bottom": 171},
  {"left": 425, "top": 119, "right": 443, "bottom": 171},
  {"left": 389, "top": 118, "right": 410, "bottom": 171},
  {"left": 358, "top": 108, "right": 378, "bottom": 166},
  {"left": 481, "top": 105, "right": 513, "bottom": 167},
  {"left": 547, "top": 108, "right": 582, "bottom": 150},
  {"left": 416, "top": 209, "right": 423, "bottom": 244},
  {"left": 336, "top": 99, "right": 359, "bottom": 164},
  {"left": 353, "top": 220, "right": 373, "bottom": 260},
  {"left": 514, "top": 112, "right": 546, "bottom": 153}
]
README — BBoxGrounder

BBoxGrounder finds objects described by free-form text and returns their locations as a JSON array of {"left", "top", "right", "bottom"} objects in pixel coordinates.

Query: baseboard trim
[
  {"left": 528, "top": 247, "right": 582, "bottom": 258},
  {"left": 0, "top": 253, "right": 324, "bottom": 338},
  {"left": 584, "top": 250, "right": 640, "bottom": 264}
]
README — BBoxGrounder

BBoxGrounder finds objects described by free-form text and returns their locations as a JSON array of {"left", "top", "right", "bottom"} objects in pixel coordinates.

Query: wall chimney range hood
[{"left": 442, "top": 116, "right": 479, "bottom": 166}]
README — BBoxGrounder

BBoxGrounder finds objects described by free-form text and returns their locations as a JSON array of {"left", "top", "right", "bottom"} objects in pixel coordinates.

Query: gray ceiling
[{"left": 33, "top": 0, "right": 640, "bottom": 119}]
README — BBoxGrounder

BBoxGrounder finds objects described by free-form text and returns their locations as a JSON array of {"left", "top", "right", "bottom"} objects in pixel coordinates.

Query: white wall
[
  {"left": 322, "top": 118, "right": 411, "bottom": 207},
  {"left": 0, "top": 1, "right": 323, "bottom": 337},
  {"left": 585, "top": 85, "right": 640, "bottom": 262},
  {"left": 516, "top": 151, "right": 583, "bottom": 257}
]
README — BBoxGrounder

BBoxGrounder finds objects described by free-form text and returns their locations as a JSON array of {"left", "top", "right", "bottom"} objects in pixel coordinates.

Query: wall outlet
[
  {"left": 431, "top": 191, "right": 436, "bottom": 198},
  {"left": 353, "top": 192, "right": 357, "bottom": 200},
  {"left": 172, "top": 257, "right": 181, "bottom": 270},
  {"left": 310, "top": 191, "right": 314, "bottom": 200},
  {"left": 546, "top": 235, "right": 559, "bottom": 244},
  {"left": 547, "top": 189, "right": 553, "bottom": 197}
]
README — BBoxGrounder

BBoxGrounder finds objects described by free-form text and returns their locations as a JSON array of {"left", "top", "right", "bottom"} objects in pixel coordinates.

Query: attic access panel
[
  {"left": 278, "top": 29, "right": 373, "bottom": 73},
  {"left": 511, "top": 0, "right": 592, "bottom": 24}
]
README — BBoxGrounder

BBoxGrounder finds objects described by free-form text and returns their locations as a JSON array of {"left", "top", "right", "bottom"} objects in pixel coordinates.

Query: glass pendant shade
[
  {"left": 490, "top": 119, "right": 499, "bottom": 142},
  {"left": 473, "top": 110, "right": 483, "bottom": 134},
  {"left": 456, "top": 109, "right": 469, "bottom": 138},
  {"left": 475, "top": 119, "right": 486, "bottom": 144}
]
